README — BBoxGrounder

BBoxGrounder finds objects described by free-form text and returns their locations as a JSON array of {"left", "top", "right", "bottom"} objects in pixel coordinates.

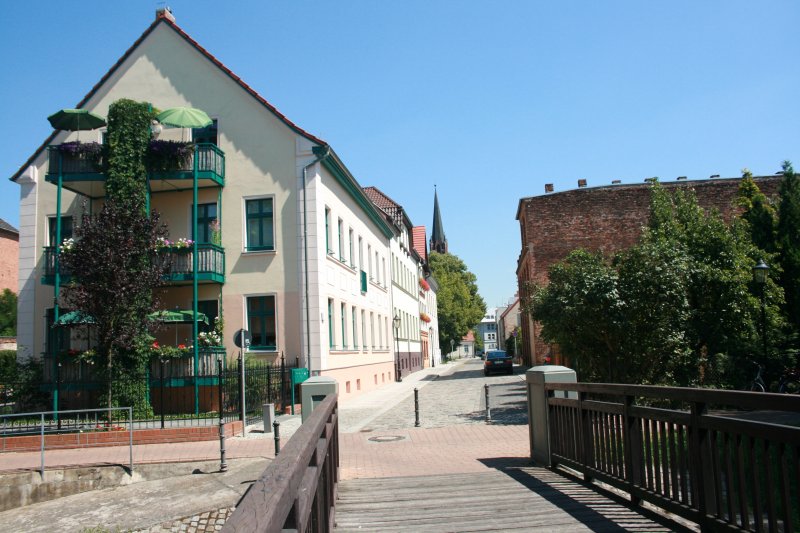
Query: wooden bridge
[{"left": 223, "top": 381, "right": 799, "bottom": 532}]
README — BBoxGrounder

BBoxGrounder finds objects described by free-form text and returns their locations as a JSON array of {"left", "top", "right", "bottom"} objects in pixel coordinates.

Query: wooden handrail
[
  {"left": 544, "top": 382, "right": 800, "bottom": 532},
  {"left": 224, "top": 393, "right": 339, "bottom": 532}
]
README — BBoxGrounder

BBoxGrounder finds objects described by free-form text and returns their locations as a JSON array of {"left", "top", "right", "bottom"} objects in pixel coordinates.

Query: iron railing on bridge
[
  {"left": 545, "top": 383, "right": 800, "bottom": 533},
  {"left": 223, "top": 393, "right": 339, "bottom": 532}
]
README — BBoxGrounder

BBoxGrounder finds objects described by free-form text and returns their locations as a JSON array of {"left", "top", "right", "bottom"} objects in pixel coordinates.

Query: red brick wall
[
  {"left": 0, "top": 231, "right": 18, "bottom": 294},
  {"left": 517, "top": 176, "right": 783, "bottom": 364},
  {"left": 1, "top": 421, "right": 243, "bottom": 452}
]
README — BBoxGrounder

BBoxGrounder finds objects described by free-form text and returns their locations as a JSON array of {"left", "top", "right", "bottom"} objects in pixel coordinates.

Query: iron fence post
[
  {"left": 414, "top": 387, "right": 420, "bottom": 427},
  {"left": 160, "top": 359, "right": 165, "bottom": 430},
  {"left": 55, "top": 359, "right": 61, "bottom": 430},
  {"left": 273, "top": 420, "right": 281, "bottom": 455},
  {"left": 128, "top": 407, "right": 133, "bottom": 475},
  {"left": 218, "top": 357, "right": 227, "bottom": 472},
  {"left": 40, "top": 413, "right": 45, "bottom": 478},
  {"left": 280, "top": 352, "right": 287, "bottom": 413},
  {"left": 266, "top": 363, "right": 272, "bottom": 404}
]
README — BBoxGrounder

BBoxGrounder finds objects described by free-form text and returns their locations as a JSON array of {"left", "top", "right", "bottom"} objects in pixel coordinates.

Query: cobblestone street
[{"left": 357, "top": 358, "right": 528, "bottom": 431}]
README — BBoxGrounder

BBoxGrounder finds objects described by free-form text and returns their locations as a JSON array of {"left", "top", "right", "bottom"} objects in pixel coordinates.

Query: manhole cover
[{"left": 367, "top": 435, "right": 406, "bottom": 443}]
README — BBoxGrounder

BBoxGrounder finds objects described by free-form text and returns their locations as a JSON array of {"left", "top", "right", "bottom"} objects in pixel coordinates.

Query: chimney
[
  {"left": 544, "top": 183, "right": 554, "bottom": 193},
  {"left": 156, "top": 6, "right": 176, "bottom": 22},
  {"left": 611, "top": 180, "right": 621, "bottom": 185},
  {"left": 677, "top": 176, "right": 687, "bottom": 181},
  {"left": 577, "top": 179, "right": 587, "bottom": 188}
]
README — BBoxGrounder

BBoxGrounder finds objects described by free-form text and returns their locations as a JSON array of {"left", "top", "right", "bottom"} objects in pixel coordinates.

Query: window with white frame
[
  {"left": 341, "top": 302, "right": 347, "bottom": 348},
  {"left": 352, "top": 306, "right": 358, "bottom": 348},
  {"left": 328, "top": 298, "right": 334, "bottom": 348},
  {"left": 247, "top": 295, "right": 276, "bottom": 350},
  {"left": 349, "top": 228, "right": 355, "bottom": 266},
  {"left": 325, "top": 208, "right": 332, "bottom": 254}
]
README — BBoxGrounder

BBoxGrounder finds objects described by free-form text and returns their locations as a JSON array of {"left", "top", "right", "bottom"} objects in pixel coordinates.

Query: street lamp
[
  {"left": 752, "top": 259, "right": 770, "bottom": 363},
  {"left": 393, "top": 314, "right": 402, "bottom": 382}
]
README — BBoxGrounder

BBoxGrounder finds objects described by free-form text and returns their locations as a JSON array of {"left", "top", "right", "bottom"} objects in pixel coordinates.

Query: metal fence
[
  {"left": 1, "top": 356, "right": 299, "bottom": 431},
  {"left": 1, "top": 407, "right": 133, "bottom": 476}
]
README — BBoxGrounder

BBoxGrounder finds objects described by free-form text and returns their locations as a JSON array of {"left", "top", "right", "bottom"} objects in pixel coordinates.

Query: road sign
[{"left": 234, "top": 329, "right": 251, "bottom": 349}]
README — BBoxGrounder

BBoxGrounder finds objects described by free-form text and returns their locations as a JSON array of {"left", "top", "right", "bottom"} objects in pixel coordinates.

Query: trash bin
[
  {"left": 263, "top": 403, "right": 275, "bottom": 432},
  {"left": 526, "top": 365, "right": 577, "bottom": 466},
  {"left": 290, "top": 368, "right": 310, "bottom": 415},
  {"left": 300, "top": 376, "right": 338, "bottom": 422}
]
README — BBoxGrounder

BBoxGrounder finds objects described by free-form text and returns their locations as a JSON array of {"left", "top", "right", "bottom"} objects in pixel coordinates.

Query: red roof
[
  {"left": 363, "top": 186, "right": 403, "bottom": 226},
  {"left": 411, "top": 226, "right": 427, "bottom": 262},
  {"left": 462, "top": 331, "right": 475, "bottom": 343},
  {"left": 11, "top": 13, "right": 326, "bottom": 182}
]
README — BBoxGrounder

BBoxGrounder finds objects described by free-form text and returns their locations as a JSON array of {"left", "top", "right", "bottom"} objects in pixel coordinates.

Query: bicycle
[
  {"left": 778, "top": 367, "right": 800, "bottom": 394},
  {"left": 748, "top": 361, "right": 766, "bottom": 392}
]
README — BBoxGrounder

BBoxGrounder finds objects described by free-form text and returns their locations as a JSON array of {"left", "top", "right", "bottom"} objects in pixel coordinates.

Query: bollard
[
  {"left": 485, "top": 383, "right": 492, "bottom": 423},
  {"left": 273, "top": 420, "right": 281, "bottom": 455},
  {"left": 414, "top": 388, "right": 421, "bottom": 427}
]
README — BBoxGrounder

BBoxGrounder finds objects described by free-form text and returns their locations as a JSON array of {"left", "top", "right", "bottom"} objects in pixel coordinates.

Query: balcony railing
[
  {"left": 160, "top": 243, "right": 225, "bottom": 284},
  {"left": 46, "top": 143, "right": 225, "bottom": 190},
  {"left": 43, "top": 243, "right": 225, "bottom": 285},
  {"left": 148, "top": 143, "right": 225, "bottom": 184}
]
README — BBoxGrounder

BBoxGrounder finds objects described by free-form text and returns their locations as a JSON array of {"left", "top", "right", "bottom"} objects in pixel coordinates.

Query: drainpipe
[{"left": 302, "top": 146, "right": 330, "bottom": 376}]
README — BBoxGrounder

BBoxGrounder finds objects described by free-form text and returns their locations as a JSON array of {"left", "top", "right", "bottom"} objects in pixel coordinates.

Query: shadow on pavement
[{"left": 478, "top": 457, "right": 693, "bottom": 533}]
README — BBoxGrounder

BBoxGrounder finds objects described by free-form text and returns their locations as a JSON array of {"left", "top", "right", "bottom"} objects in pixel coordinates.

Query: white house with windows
[
  {"left": 363, "top": 187, "right": 435, "bottom": 377},
  {"left": 10, "top": 10, "right": 397, "bottom": 397},
  {"left": 476, "top": 308, "right": 499, "bottom": 354}
]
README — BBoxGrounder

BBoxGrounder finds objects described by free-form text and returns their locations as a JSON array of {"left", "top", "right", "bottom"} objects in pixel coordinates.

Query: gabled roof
[
  {"left": 10, "top": 12, "right": 326, "bottom": 182},
  {"left": 363, "top": 186, "right": 405, "bottom": 228},
  {"left": 0, "top": 218, "right": 19, "bottom": 235},
  {"left": 411, "top": 226, "right": 427, "bottom": 262}
]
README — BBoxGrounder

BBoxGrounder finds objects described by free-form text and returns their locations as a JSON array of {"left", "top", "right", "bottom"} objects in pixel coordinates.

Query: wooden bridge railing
[
  {"left": 544, "top": 383, "right": 800, "bottom": 533},
  {"left": 223, "top": 394, "right": 339, "bottom": 533}
]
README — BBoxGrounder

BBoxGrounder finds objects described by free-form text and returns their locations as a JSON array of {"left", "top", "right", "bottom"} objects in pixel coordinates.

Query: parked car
[{"left": 484, "top": 350, "right": 513, "bottom": 376}]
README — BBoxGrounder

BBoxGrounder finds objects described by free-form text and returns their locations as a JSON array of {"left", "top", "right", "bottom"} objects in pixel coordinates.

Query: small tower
[{"left": 430, "top": 187, "right": 448, "bottom": 254}]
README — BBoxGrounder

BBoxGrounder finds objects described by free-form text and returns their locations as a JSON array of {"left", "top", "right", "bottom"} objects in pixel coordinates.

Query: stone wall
[{"left": 516, "top": 176, "right": 783, "bottom": 365}]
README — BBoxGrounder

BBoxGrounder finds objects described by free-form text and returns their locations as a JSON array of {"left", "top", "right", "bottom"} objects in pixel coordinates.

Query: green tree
[
  {"left": 0, "top": 289, "right": 17, "bottom": 336},
  {"left": 777, "top": 161, "right": 800, "bottom": 336},
  {"left": 737, "top": 168, "right": 777, "bottom": 254},
  {"left": 428, "top": 252, "right": 486, "bottom": 355},
  {"left": 528, "top": 183, "right": 784, "bottom": 387},
  {"left": 473, "top": 330, "right": 484, "bottom": 353},
  {"left": 60, "top": 99, "right": 167, "bottom": 414}
]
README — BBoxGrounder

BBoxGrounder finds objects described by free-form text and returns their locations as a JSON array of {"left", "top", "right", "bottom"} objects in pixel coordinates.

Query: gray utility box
[
  {"left": 300, "top": 376, "right": 339, "bottom": 422},
  {"left": 263, "top": 403, "right": 275, "bottom": 432},
  {"left": 526, "top": 365, "right": 577, "bottom": 466}
]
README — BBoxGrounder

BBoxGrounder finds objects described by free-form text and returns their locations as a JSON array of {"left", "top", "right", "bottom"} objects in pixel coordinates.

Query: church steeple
[{"left": 430, "top": 186, "right": 448, "bottom": 254}]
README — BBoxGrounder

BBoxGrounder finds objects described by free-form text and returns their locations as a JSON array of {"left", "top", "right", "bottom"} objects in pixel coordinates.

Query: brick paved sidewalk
[{"left": 340, "top": 424, "right": 530, "bottom": 480}]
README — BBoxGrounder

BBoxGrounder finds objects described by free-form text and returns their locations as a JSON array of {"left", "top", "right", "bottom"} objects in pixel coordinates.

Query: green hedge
[{"left": 0, "top": 350, "right": 17, "bottom": 380}]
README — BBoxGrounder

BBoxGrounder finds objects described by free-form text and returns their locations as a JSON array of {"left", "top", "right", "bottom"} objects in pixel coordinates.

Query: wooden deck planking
[{"left": 335, "top": 468, "right": 677, "bottom": 532}]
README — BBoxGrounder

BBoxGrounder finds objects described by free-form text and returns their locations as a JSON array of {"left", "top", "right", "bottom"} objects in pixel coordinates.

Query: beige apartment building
[{"left": 10, "top": 10, "right": 399, "bottom": 397}]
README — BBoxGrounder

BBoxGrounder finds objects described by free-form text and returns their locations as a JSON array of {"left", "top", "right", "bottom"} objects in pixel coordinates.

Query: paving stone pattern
[
  {"left": 136, "top": 507, "right": 233, "bottom": 532},
  {"left": 358, "top": 359, "right": 528, "bottom": 431}
]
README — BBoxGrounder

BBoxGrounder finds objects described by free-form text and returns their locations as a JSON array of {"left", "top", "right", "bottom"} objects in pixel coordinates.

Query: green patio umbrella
[
  {"left": 149, "top": 309, "right": 209, "bottom": 345},
  {"left": 148, "top": 309, "right": 209, "bottom": 324},
  {"left": 155, "top": 107, "right": 212, "bottom": 129},
  {"left": 47, "top": 109, "right": 107, "bottom": 141},
  {"left": 53, "top": 310, "right": 96, "bottom": 327}
]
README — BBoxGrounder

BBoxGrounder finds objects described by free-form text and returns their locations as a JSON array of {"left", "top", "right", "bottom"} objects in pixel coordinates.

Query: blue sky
[{"left": 2, "top": 1, "right": 798, "bottom": 307}]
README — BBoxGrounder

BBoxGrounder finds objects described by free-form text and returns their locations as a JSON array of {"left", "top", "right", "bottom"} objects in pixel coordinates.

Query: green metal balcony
[
  {"left": 42, "top": 243, "right": 225, "bottom": 285},
  {"left": 45, "top": 143, "right": 225, "bottom": 198},
  {"left": 160, "top": 244, "right": 225, "bottom": 284}
]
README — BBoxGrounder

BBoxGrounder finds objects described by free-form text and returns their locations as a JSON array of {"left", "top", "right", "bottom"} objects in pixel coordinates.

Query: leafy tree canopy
[
  {"left": 527, "top": 182, "right": 787, "bottom": 388},
  {"left": 0, "top": 289, "right": 17, "bottom": 336},
  {"left": 428, "top": 252, "right": 486, "bottom": 354}
]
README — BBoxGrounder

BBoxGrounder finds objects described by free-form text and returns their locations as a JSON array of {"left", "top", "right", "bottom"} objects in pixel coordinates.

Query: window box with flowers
[
  {"left": 146, "top": 140, "right": 195, "bottom": 173},
  {"left": 420, "top": 312, "right": 432, "bottom": 323},
  {"left": 419, "top": 278, "right": 430, "bottom": 292},
  {"left": 53, "top": 141, "right": 104, "bottom": 174}
]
